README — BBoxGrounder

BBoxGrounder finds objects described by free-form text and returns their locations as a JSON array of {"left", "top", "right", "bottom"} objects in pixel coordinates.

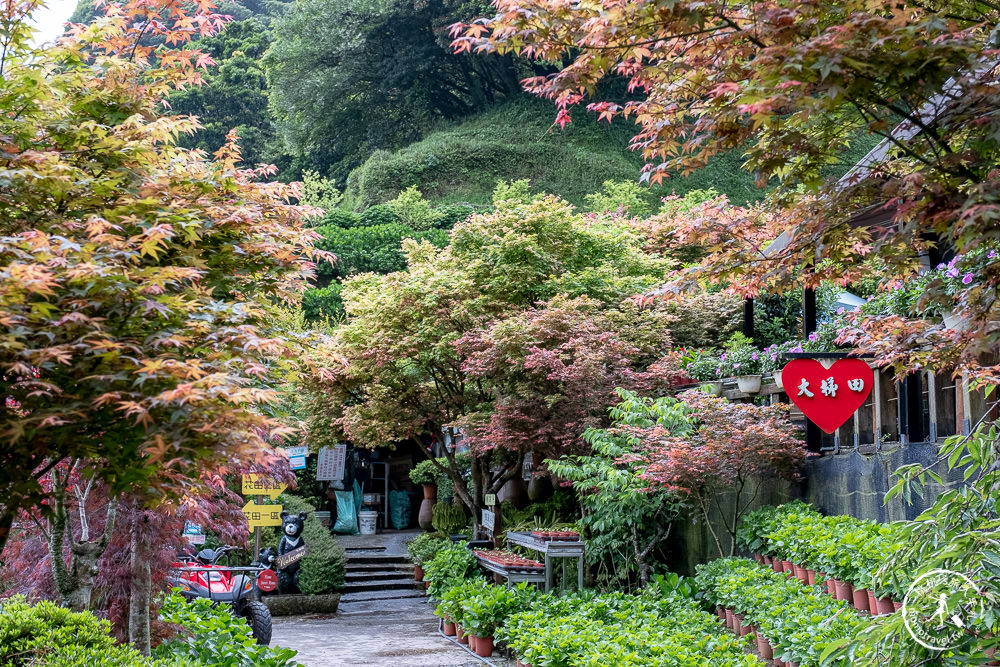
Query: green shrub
[
  {"left": 357, "top": 203, "right": 399, "bottom": 227},
  {"left": 314, "top": 223, "right": 449, "bottom": 278},
  {"left": 584, "top": 179, "right": 654, "bottom": 218},
  {"left": 302, "top": 283, "right": 344, "bottom": 321},
  {"left": 424, "top": 541, "right": 480, "bottom": 600},
  {"left": 386, "top": 186, "right": 443, "bottom": 230},
  {"left": 319, "top": 208, "right": 361, "bottom": 229},
  {"left": 408, "top": 458, "right": 439, "bottom": 485},
  {"left": 155, "top": 590, "right": 301, "bottom": 667},
  {"left": 431, "top": 501, "right": 467, "bottom": 535},
  {"left": 406, "top": 532, "right": 449, "bottom": 566},
  {"left": 435, "top": 203, "right": 478, "bottom": 228},
  {"left": 263, "top": 495, "right": 347, "bottom": 594},
  {"left": 0, "top": 596, "right": 161, "bottom": 666}
]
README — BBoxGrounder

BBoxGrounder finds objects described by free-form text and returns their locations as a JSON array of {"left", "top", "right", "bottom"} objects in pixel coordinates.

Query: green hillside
[{"left": 344, "top": 99, "right": 769, "bottom": 210}]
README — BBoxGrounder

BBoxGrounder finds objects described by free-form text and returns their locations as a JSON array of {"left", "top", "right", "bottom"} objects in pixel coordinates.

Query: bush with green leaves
[
  {"left": 406, "top": 531, "right": 449, "bottom": 566},
  {"left": 408, "top": 458, "right": 440, "bottom": 485},
  {"left": 318, "top": 208, "right": 362, "bottom": 229},
  {"left": 584, "top": 179, "right": 654, "bottom": 218},
  {"left": 435, "top": 579, "right": 534, "bottom": 638},
  {"left": 681, "top": 348, "right": 723, "bottom": 382},
  {"left": 356, "top": 203, "right": 399, "bottom": 228},
  {"left": 424, "top": 541, "right": 480, "bottom": 600},
  {"left": 155, "top": 591, "right": 301, "bottom": 667},
  {"left": 0, "top": 596, "right": 164, "bottom": 666},
  {"left": 302, "top": 282, "right": 343, "bottom": 322},
  {"left": 431, "top": 501, "right": 468, "bottom": 535},
  {"left": 314, "top": 223, "right": 449, "bottom": 279},
  {"left": 695, "top": 557, "right": 871, "bottom": 666},
  {"left": 435, "top": 203, "right": 479, "bottom": 228},
  {"left": 716, "top": 333, "right": 764, "bottom": 377},
  {"left": 387, "top": 186, "right": 444, "bottom": 230}
]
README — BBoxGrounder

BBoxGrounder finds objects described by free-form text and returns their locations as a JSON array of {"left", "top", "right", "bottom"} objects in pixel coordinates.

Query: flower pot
[
  {"left": 756, "top": 635, "right": 774, "bottom": 660},
  {"left": 806, "top": 569, "right": 816, "bottom": 586},
  {"left": 716, "top": 607, "right": 726, "bottom": 621},
  {"left": 893, "top": 601, "right": 903, "bottom": 612},
  {"left": 457, "top": 625, "right": 469, "bottom": 645},
  {"left": 781, "top": 560, "right": 794, "bottom": 575},
  {"left": 725, "top": 608, "right": 735, "bottom": 630},
  {"left": 793, "top": 564, "right": 808, "bottom": 584},
  {"left": 775, "top": 659, "right": 786, "bottom": 667},
  {"left": 821, "top": 575, "right": 834, "bottom": 596},
  {"left": 943, "top": 311, "right": 970, "bottom": 332},
  {"left": 423, "top": 484, "right": 438, "bottom": 500},
  {"left": 733, "top": 613, "right": 743, "bottom": 635},
  {"left": 744, "top": 623, "right": 756, "bottom": 639},
  {"left": 418, "top": 497, "right": 435, "bottom": 530},
  {"left": 735, "top": 374, "right": 762, "bottom": 393},
  {"left": 475, "top": 635, "right": 494, "bottom": 657},
  {"left": 834, "top": 580, "right": 853, "bottom": 603},
  {"left": 771, "top": 559, "right": 783, "bottom": 573},
  {"left": 753, "top": 553, "right": 763, "bottom": 564},
  {"left": 762, "top": 555, "right": 772, "bottom": 566},
  {"left": 876, "top": 597, "right": 896, "bottom": 615},
  {"left": 701, "top": 381, "right": 723, "bottom": 396},
  {"left": 866, "top": 589, "right": 878, "bottom": 615},
  {"left": 414, "top": 564, "right": 424, "bottom": 582},
  {"left": 739, "top": 619, "right": 753, "bottom": 637},
  {"left": 443, "top": 621, "right": 456, "bottom": 636},
  {"left": 772, "top": 368, "right": 784, "bottom": 390},
  {"left": 852, "top": 587, "right": 871, "bottom": 612}
]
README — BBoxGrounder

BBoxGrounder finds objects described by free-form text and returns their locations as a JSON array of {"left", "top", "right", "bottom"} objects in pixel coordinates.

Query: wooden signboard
[{"left": 273, "top": 544, "right": 309, "bottom": 570}]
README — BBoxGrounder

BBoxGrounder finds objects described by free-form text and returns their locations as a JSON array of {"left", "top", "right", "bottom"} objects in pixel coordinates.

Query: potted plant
[
  {"left": 410, "top": 459, "right": 441, "bottom": 530},
  {"left": 718, "top": 333, "right": 764, "bottom": 393},
  {"left": 406, "top": 532, "right": 449, "bottom": 582},
  {"left": 682, "top": 348, "right": 724, "bottom": 395}
]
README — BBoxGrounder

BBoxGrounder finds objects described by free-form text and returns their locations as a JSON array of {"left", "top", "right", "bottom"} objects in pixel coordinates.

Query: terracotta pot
[
  {"left": 793, "top": 564, "right": 808, "bottom": 584},
  {"left": 733, "top": 613, "right": 743, "bottom": 635},
  {"left": 716, "top": 607, "right": 726, "bottom": 621},
  {"left": 781, "top": 560, "right": 794, "bottom": 575},
  {"left": 739, "top": 619, "right": 753, "bottom": 637},
  {"left": 744, "top": 623, "right": 756, "bottom": 639},
  {"left": 852, "top": 587, "right": 871, "bottom": 612},
  {"left": 775, "top": 659, "right": 786, "bottom": 667},
  {"left": 756, "top": 635, "right": 774, "bottom": 660},
  {"left": 821, "top": 575, "right": 835, "bottom": 596},
  {"left": 834, "top": 579, "right": 853, "bottom": 602},
  {"left": 468, "top": 635, "right": 478, "bottom": 652},
  {"left": 443, "top": 621, "right": 456, "bottom": 636},
  {"left": 414, "top": 564, "right": 424, "bottom": 582},
  {"left": 771, "top": 559, "right": 783, "bottom": 573},
  {"left": 475, "top": 635, "right": 495, "bottom": 657},
  {"left": 422, "top": 484, "right": 438, "bottom": 500},
  {"left": 876, "top": 597, "right": 896, "bottom": 615},
  {"left": 789, "top": 662, "right": 800, "bottom": 667},
  {"left": 457, "top": 625, "right": 469, "bottom": 645},
  {"left": 866, "top": 589, "right": 878, "bottom": 615},
  {"left": 806, "top": 569, "right": 816, "bottom": 586},
  {"left": 725, "top": 608, "right": 735, "bottom": 630},
  {"left": 893, "top": 601, "right": 903, "bottom": 612},
  {"left": 418, "top": 498, "right": 435, "bottom": 530}
]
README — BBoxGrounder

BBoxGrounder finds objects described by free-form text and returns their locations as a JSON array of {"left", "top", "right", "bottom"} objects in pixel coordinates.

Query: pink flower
[
  {"left": 808, "top": 332, "right": 819, "bottom": 342},
  {"left": 962, "top": 272, "right": 974, "bottom": 285},
  {"left": 946, "top": 267, "right": 960, "bottom": 278},
  {"left": 751, "top": 351, "right": 758, "bottom": 361}
]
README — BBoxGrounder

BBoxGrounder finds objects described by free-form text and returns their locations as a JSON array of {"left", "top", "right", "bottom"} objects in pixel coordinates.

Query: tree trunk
[
  {"left": 0, "top": 512, "right": 13, "bottom": 567},
  {"left": 129, "top": 517, "right": 152, "bottom": 656}
]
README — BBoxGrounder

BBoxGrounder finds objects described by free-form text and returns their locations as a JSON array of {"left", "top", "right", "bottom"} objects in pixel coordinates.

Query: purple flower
[
  {"left": 837, "top": 307, "right": 845, "bottom": 315},
  {"left": 733, "top": 363, "right": 741, "bottom": 370},
  {"left": 771, "top": 354, "right": 778, "bottom": 362},
  {"left": 936, "top": 263, "right": 947, "bottom": 270},
  {"left": 808, "top": 332, "right": 819, "bottom": 342},
  {"left": 751, "top": 351, "right": 758, "bottom": 361},
  {"left": 791, "top": 344, "right": 803, "bottom": 353},
  {"left": 721, "top": 353, "right": 727, "bottom": 360},
  {"left": 946, "top": 267, "right": 960, "bottom": 278},
  {"left": 962, "top": 272, "right": 974, "bottom": 285},
  {"left": 989, "top": 250, "right": 996, "bottom": 259}
]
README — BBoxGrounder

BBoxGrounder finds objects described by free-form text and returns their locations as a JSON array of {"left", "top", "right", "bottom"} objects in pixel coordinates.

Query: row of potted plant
[
  {"left": 473, "top": 549, "right": 545, "bottom": 572},
  {"left": 405, "top": 531, "right": 450, "bottom": 582},
  {"left": 696, "top": 557, "right": 872, "bottom": 667},
  {"left": 499, "top": 587, "right": 754, "bottom": 667},
  {"left": 736, "top": 502, "right": 913, "bottom": 611},
  {"left": 434, "top": 577, "right": 531, "bottom": 658}
]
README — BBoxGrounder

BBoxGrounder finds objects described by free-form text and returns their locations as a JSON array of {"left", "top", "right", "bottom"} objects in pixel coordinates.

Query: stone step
[
  {"left": 338, "top": 589, "right": 427, "bottom": 605},
  {"left": 345, "top": 554, "right": 410, "bottom": 565},
  {"left": 345, "top": 560, "right": 413, "bottom": 571},
  {"left": 344, "top": 570, "right": 414, "bottom": 583},
  {"left": 342, "top": 578, "right": 420, "bottom": 594}
]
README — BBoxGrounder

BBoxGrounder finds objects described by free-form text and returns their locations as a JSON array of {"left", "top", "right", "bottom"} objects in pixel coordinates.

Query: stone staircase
[{"left": 340, "top": 547, "right": 424, "bottom": 605}]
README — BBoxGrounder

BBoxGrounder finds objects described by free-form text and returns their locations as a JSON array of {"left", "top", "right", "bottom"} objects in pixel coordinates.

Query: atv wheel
[{"left": 240, "top": 600, "right": 272, "bottom": 645}]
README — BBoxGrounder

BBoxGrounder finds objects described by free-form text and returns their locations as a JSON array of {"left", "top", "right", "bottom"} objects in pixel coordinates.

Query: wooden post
[
  {"left": 926, "top": 371, "right": 938, "bottom": 442},
  {"left": 743, "top": 297, "right": 755, "bottom": 340},
  {"left": 873, "top": 367, "right": 883, "bottom": 449},
  {"left": 802, "top": 288, "right": 821, "bottom": 452}
]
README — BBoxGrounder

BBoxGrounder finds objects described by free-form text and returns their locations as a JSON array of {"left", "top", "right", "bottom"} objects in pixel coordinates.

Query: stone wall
[{"left": 667, "top": 441, "right": 965, "bottom": 575}]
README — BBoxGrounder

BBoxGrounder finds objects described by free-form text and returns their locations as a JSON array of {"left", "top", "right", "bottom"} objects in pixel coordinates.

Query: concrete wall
[{"left": 667, "top": 442, "right": 966, "bottom": 575}]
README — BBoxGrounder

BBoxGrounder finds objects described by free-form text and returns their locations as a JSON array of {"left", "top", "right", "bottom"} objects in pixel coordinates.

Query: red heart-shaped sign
[{"left": 783, "top": 358, "right": 873, "bottom": 434}]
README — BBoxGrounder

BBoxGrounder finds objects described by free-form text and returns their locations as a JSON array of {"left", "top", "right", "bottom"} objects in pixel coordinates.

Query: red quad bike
[{"left": 167, "top": 544, "right": 278, "bottom": 645}]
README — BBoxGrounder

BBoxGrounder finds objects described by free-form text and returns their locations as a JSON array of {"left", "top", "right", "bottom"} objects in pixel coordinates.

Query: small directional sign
[
  {"left": 484, "top": 494, "right": 497, "bottom": 507},
  {"left": 242, "top": 500, "right": 283, "bottom": 529},
  {"left": 241, "top": 474, "right": 287, "bottom": 500}
]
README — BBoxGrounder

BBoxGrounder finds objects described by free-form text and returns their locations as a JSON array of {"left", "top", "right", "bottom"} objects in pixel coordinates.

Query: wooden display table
[
  {"left": 505, "top": 531, "right": 585, "bottom": 591},
  {"left": 473, "top": 550, "right": 547, "bottom": 586}
]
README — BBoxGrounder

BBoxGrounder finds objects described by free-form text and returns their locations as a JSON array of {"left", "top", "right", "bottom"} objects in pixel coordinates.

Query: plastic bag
[
  {"left": 333, "top": 489, "right": 359, "bottom": 534},
  {"left": 389, "top": 490, "right": 411, "bottom": 530}
]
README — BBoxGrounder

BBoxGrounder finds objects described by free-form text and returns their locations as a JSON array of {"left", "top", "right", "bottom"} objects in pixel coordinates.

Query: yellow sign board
[
  {"left": 242, "top": 500, "right": 283, "bottom": 530},
  {"left": 241, "top": 474, "right": 287, "bottom": 501}
]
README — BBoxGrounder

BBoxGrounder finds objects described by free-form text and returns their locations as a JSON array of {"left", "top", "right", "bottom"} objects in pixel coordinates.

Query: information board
[{"left": 316, "top": 444, "right": 347, "bottom": 481}]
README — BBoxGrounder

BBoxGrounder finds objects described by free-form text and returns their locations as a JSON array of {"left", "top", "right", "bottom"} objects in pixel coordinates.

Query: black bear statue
[{"left": 275, "top": 511, "right": 307, "bottom": 594}]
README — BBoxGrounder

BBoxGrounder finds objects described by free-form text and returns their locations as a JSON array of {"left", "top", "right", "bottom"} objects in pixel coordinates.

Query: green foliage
[
  {"left": 264, "top": 495, "right": 346, "bottom": 594},
  {"left": 409, "top": 459, "right": 440, "bottom": 485},
  {"left": 406, "top": 532, "right": 449, "bottom": 566},
  {"left": 387, "top": 187, "right": 444, "bottom": 231},
  {"left": 302, "top": 283, "right": 344, "bottom": 322},
  {"left": 299, "top": 170, "right": 344, "bottom": 214},
  {"left": 357, "top": 204, "right": 400, "bottom": 228},
  {"left": 432, "top": 501, "right": 468, "bottom": 535},
  {"left": 546, "top": 389, "right": 692, "bottom": 588},
  {"left": 500, "top": 586, "right": 756, "bottom": 667},
  {"left": 696, "top": 557, "right": 871, "bottom": 666},
  {"left": 155, "top": 591, "right": 301, "bottom": 667},
  {"left": 585, "top": 179, "right": 654, "bottom": 218},
  {"left": 314, "top": 223, "right": 449, "bottom": 279},
  {"left": 439, "top": 579, "right": 534, "bottom": 637},
  {"left": 0, "top": 596, "right": 162, "bottom": 667},
  {"left": 716, "top": 333, "right": 763, "bottom": 377},
  {"left": 343, "top": 100, "right": 764, "bottom": 210},
  {"left": 319, "top": 209, "right": 362, "bottom": 229},
  {"left": 435, "top": 203, "right": 479, "bottom": 228},
  {"left": 660, "top": 292, "right": 743, "bottom": 350},
  {"left": 424, "top": 541, "right": 481, "bottom": 600}
]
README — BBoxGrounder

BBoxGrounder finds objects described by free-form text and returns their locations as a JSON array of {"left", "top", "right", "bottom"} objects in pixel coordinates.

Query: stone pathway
[{"left": 271, "top": 530, "right": 494, "bottom": 667}]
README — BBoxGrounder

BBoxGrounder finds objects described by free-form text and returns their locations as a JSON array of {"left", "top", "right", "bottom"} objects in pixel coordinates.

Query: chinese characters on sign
[
  {"left": 284, "top": 446, "right": 308, "bottom": 471},
  {"left": 241, "top": 474, "right": 287, "bottom": 500},
  {"left": 783, "top": 358, "right": 875, "bottom": 434},
  {"left": 316, "top": 444, "right": 347, "bottom": 481},
  {"left": 241, "top": 500, "right": 283, "bottom": 529}
]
